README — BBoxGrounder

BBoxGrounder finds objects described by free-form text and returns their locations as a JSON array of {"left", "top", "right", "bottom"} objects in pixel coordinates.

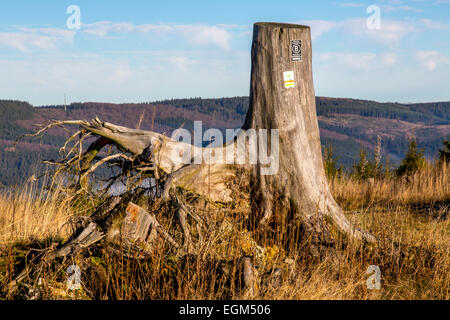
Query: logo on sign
[{"left": 291, "top": 40, "right": 302, "bottom": 61}]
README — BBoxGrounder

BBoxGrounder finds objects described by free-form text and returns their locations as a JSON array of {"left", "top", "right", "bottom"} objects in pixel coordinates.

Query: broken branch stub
[{"left": 107, "top": 202, "right": 179, "bottom": 250}]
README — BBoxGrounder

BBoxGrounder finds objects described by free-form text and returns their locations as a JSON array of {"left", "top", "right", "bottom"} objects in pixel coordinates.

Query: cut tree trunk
[{"left": 243, "top": 22, "right": 375, "bottom": 245}]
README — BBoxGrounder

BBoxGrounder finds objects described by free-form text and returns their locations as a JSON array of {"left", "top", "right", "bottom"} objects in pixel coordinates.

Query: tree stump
[
  {"left": 244, "top": 22, "right": 375, "bottom": 247},
  {"left": 8, "top": 22, "right": 379, "bottom": 298},
  {"left": 19, "top": 22, "right": 375, "bottom": 263}
]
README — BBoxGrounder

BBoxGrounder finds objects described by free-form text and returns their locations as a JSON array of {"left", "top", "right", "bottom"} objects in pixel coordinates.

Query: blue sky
[{"left": 0, "top": 0, "right": 449, "bottom": 105}]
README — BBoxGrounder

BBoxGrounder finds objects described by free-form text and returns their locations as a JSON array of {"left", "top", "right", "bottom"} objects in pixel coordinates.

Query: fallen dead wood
[
  {"left": 117, "top": 202, "right": 180, "bottom": 250},
  {"left": 7, "top": 200, "right": 180, "bottom": 295},
  {"left": 47, "top": 222, "right": 104, "bottom": 260}
]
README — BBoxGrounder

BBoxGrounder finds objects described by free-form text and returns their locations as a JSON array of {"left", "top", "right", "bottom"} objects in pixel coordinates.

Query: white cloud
[
  {"left": 300, "top": 16, "right": 450, "bottom": 47},
  {"left": 419, "top": 19, "right": 450, "bottom": 30},
  {"left": 382, "top": 53, "right": 397, "bottom": 65},
  {"left": 165, "top": 56, "right": 194, "bottom": 72},
  {"left": 134, "top": 24, "right": 173, "bottom": 33},
  {"left": 382, "top": 5, "right": 424, "bottom": 12},
  {"left": 300, "top": 20, "right": 337, "bottom": 40},
  {"left": 84, "top": 22, "right": 232, "bottom": 50},
  {"left": 1, "top": 17, "right": 448, "bottom": 105},
  {"left": 314, "top": 50, "right": 450, "bottom": 103},
  {"left": 299, "top": 18, "right": 418, "bottom": 46},
  {"left": 415, "top": 50, "right": 450, "bottom": 71},
  {"left": 111, "top": 61, "right": 133, "bottom": 82},
  {"left": 0, "top": 50, "right": 250, "bottom": 105},
  {"left": 177, "top": 25, "right": 231, "bottom": 49},
  {"left": 83, "top": 21, "right": 135, "bottom": 37},
  {"left": 318, "top": 52, "right": 377, "bottom": 70},
  {"left": 0, "top": 28, "right": 75, "bottom": 52},
  {"left": 340, "top": 18, "right": 417, "bottom": 46},
  {"left": 340, "top": 3, "right": 364, "bottom": 8}
]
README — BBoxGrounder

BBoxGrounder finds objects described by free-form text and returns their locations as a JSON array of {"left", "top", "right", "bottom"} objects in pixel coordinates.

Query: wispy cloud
[
  {"left": 300, "top": 20, "right": 337, "bottom": 40},
  {"left": 343, "top": 18, "right": 417, "bottom": 46},
  {"left": 318, "top": 52, "right": 377, "bottom": 70},
  {"left": 0, "top": 49, "right": 250, "bottom": 105},
  {"left": 419, "top": 18, "right": 450, "bottom": 30},
  {"left": 174, "top": 25, "right": 231, "bottom": 50},
  {"left": 416, "top": 50, "right": 450, "bottom": 71},
  {"left": 314, "top": 49, "right": 450, "bottom": 103},
  {"left": 303, "top": 18, "right": 417, "bottom": 46},
  {"left": 301, "top": 16, "right": 450, "bottom": 47},
  {"left": 83, "top": 22, "right": 232, "bottom": 49},
  {"left": 83, "top": 21, "right": 135, "bottom": 36},
  {"left": 382, "top": 5, "right": 424, "bottom": 12},
  {"left": 382, "top": 52, "right": 398, "bottom": 65},
  {"left": 340, "top": 2, "right": 364, "bottom": 8},
  {"left": 0, "top": 28, "right": 75, "bottom": 52}
]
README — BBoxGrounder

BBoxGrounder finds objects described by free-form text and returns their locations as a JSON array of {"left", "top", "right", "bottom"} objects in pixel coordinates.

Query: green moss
[{"left": 90, "top": 256, "right": 106, "bottom": 268}]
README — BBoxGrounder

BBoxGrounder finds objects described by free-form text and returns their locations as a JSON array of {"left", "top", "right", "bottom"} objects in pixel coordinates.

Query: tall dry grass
[
  {"left": 0, "top": 177, "right": 74, "bottom": 245},
  {"left": 0, "top": 163, "right": 448, "bottom": 300},
  {"left": 331, "top": 162, "right": 448, "bottom": 211}
]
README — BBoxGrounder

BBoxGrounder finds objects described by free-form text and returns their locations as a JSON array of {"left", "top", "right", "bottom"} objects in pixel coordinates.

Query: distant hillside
[{"left": 0, "top": 97, "right": 449, "bottom": 186}]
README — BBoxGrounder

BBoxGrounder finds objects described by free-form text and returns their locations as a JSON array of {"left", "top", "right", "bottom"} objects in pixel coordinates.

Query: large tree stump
[
  {"left": 20, "top": 22, "right": 375, "bottom": 260},
  {"left": 8, "top": 22, "right": 379, "bottom": 298},
  {"left": 243, "top": 22, "right": 375, "bottom": 246}
]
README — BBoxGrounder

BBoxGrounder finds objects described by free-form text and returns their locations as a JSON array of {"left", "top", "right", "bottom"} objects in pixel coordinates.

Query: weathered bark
[
  {"left": 243, "top": 22, "right": 375, "bottom": 244},
  {"left": 64, "top": 117, "right": 236, "bottom": 203},
  {"left": 106, "top": 202, "right": 180, "bottom": 251},
  {"left": 47, "top": 222, "right": 104, "bottom": 260}
]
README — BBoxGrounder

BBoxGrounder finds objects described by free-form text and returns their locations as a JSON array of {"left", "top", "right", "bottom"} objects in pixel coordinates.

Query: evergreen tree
[
  {"left": 438, "top": 138, "right": 450, "bottom": 163},
  {"left": 353, "top": 146, "right": 373, "bottom": 180},
  {"left": 323, "top": 145, "right": 342, "bottom": 179},
  {"left": 396, "top": 139, "right": 425, "bottom": 176}
]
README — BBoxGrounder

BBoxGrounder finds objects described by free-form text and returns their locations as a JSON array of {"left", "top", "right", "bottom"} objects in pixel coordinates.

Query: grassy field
[{"left": 0, "top": 163, "right": 448, "bottom": 300}]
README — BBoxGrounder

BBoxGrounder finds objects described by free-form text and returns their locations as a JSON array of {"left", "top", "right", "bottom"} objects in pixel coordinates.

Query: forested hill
[{"left": 0, "top": 97, "right": 449, "bottom": 186}]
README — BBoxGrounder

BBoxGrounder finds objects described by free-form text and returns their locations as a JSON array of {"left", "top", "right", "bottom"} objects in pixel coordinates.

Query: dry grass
[
  {"left": 331, "top": 162, "right": 448, "bottom": 211},
  {"left": 0, "top": 163, "right": 448, "bottom": 300},
  {"left": 0, "top": 177, "right": 73, "bottom": 245}
]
